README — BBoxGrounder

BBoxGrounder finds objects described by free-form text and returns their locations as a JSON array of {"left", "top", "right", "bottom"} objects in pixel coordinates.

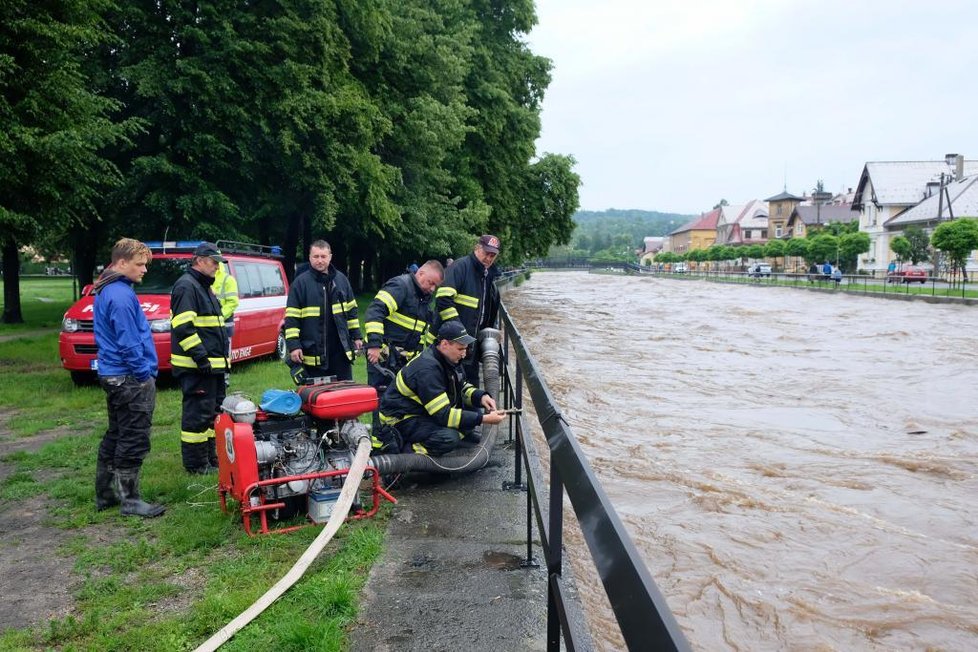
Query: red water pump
[{"left": 216, "top": 381, "right": 396, "bottom": 536}]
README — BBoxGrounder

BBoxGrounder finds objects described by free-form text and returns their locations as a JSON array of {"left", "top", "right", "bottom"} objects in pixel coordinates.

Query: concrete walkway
[{"left": 350, "top": 436, "right": 551, "bottom": 652}]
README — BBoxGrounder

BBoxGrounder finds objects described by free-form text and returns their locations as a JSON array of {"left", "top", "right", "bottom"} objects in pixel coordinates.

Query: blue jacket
[{"left": 94, "top": 276, "right": 158, "bottom": 380}]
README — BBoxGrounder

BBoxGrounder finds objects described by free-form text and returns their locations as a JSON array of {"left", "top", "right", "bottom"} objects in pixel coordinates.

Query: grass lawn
[{"left": 0, "top": 284, "right": 388, "bottom": 651}]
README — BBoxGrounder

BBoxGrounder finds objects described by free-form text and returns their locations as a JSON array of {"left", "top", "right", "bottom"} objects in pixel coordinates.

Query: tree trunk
[{"left": 1, "top": 237, "right": 24, "bottom": 324}]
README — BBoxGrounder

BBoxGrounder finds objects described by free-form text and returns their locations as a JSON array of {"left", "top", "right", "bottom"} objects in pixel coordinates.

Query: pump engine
[{"left": 216, "top": 381, "right": 395, "bottom": 535}]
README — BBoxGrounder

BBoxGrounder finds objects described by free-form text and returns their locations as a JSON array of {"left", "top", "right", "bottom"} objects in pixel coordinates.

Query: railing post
[
  {"left": 503, "top": 351, "right": 526, "bottom": 492},
  {"left": 547, "top": 457, "right": 564, "bottom": 652}
]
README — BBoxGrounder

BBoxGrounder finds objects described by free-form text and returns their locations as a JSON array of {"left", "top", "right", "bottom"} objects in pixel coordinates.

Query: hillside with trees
[{"left": 550, "top": 208, "right": 695, "bottom": 260}]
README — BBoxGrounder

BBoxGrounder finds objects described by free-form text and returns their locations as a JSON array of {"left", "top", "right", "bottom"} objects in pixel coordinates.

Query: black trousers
[
  {"left": 178, "top": 372, "right": 226, "bottom": 470},
  {"left": 383, "top": 416, "right": 474, "bottom": 456},
  {"left": 98, "top": 375, "right": 156, "bottom": 470}
]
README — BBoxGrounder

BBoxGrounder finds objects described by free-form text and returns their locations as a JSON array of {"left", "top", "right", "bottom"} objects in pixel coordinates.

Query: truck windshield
[{"left": 136, "top": 259, "right": 189, "bottom": 295}]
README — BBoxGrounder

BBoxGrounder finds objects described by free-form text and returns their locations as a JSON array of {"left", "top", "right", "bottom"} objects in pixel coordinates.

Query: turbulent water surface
[{"left": 505, "top": 272, "right": 978, "bottom": 651}]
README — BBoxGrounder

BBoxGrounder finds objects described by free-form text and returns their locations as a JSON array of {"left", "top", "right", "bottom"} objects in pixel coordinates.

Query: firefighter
[
  {"left": 213, "top": 255, "right": 238, "bottom": 385},
  {"left": 170, "top": 242, "right": 229, "bottom": 473},
  {"left": 92, "top": 238, "right": 165, "bottom": 517},
  {"left": 375, "top": 321, "right": 507, "bottom": 456},
  {"left": 284, "top": 239, "right": 362, "bottom": 384},
  {"left": 363, "top": 260, "right": 444, "bottom": 432},
  {"left": 435, "top": 234, "right": 502, "bottom": 386}
]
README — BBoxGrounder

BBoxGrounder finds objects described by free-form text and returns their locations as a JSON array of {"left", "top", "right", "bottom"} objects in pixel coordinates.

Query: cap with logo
[
  {"left": 437, "top": 320, "right": 476, "bottom": 346},
  {"left": 193, "top": 242, "right": 226, "bottom": 262},
  {"left": 478, "top": 234, "right": 500, "bottom": 254}
]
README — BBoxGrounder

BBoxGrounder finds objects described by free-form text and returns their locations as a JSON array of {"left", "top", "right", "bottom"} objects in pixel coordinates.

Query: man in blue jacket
[{"left": 92, "top": 238, "right": 165, "bottom": 518}]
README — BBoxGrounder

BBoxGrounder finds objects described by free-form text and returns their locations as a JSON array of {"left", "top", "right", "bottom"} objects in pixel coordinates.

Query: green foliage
[
  {"left": 903, "top": 225, "right": 931, "bottom": 264},
  {"left": 931, "top": 217, "right": 978, "bottom": 272},
  {"left": 571, "top": 209, "right": 693, "bottom": 254},
  {"left": 890, "top": 235, "right": 912, "bottom": 262},
  {"left": 806, "top": 233, "right": 838, "bottom": 264},
  {"left": 838, "top": 231, "right": 870, "bottom": 271},
  {"left": 785, "top": 237, "right": 810, "bottom": 260}
]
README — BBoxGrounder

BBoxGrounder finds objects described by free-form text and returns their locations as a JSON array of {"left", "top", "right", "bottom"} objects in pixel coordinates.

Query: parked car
[
  {"left": 886, "top": 265, "right": 927, "bottom": 284},
  {"left": 59, "top": 240, "right": 289, "bottom": 385},
  {"left": 672, "top": 262, "right": 688, "bottom": 274},
  {"left": 747, "top": 263, "right": 772, "bottom": 278}
]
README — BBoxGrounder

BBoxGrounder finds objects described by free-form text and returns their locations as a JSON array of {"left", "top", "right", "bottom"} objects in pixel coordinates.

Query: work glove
[{"left": 290, "top": 365, "right": 306, "bottom": 385}]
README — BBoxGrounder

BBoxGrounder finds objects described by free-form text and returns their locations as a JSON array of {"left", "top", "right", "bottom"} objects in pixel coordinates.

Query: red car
[{"left": 886, "top": 266, "right": 927, "bottom": 284}]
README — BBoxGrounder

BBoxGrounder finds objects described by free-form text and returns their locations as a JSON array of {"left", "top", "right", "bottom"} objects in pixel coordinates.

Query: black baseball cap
[
  {"left": 478, "top": 234, "right": 500, "bottom": 254},
  {"left": 193, "top": 242, "right": 226, "bottom": 262},
  {"left": 438, "top": 321, "right": 476, "bottom": 345}
]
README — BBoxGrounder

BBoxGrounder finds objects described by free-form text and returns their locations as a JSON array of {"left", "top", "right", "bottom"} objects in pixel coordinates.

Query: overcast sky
[{"left": 528, "top": 0, "right": 978, "bottom": 215}]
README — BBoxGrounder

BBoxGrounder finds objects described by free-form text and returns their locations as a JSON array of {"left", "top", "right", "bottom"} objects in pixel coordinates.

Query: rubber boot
[
  {"left": 95, "top": 460, "right": 119, "bottom": 511},
  {"left": 182, "top": 441, "right": 215, "bottom": 474},
  {"left": 208, "top": 438, "right": 219, "bottom": 469},
  {"left": 116, "top": 467, "right": 165, "bottom": 518}
]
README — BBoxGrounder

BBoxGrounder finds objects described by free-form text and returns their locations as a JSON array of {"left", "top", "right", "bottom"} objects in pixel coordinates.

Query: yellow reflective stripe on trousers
[
  {"left": 395, "top": 372, "right": 421, "bottom": 404},
  {"left": 376, "top": 290, "right": 397, "bottom": 313},
  {"left": 379, "top": 412, "right": 417, "bottom": 426},
  {"left": 424, "top": 392, "right": 450, "bottom": 415},
  {"left": 181, "top": 429, "right": 212, "bottom": 444},
  {"left": 179, "top": 333, "right": 202, "bottom": 351},
  {"left": 454, "top": 293, "right": 479, "bottom": 309},
  {"left": 301, "top": 355, "right": 322, "bottom": 366},
  {"left": 171, "top": 310, "right": 197, "bottom": 327}
]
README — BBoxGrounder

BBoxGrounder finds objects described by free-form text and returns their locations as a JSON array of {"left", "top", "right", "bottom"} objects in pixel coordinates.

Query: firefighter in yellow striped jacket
[
  {"left": 375, "top": 321, "right": 506, "bottom": 455},
  {"left": 170, "top": 242, "right": 229, "bottom": 473},
  {"left": 434, "top": 235, "right": 501, "bottom": 386},
  {"left": 284, "top": 240, "right": 362, "bottom": 384}
]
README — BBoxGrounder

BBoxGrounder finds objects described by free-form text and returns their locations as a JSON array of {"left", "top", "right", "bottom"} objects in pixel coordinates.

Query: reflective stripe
[
  {"left": 343, "top": 299, "right": 357, "bottom": 311},
  {"left": 181, "top": 429, "right": 212, "bottom": 444},
  {"left": 422, "top": 331, "right": 435, "bottom": 345},
  {"left": 179, "top": 333, "right": 202, "bottom": 351},
  {"left": 464, "top": 386, "right": 476, "bottom": 403},
  {"left": 454, "top": 293, "right": 479, "bottom": 309},
  {"left": 331, "top": 302, "right": 344, "bottom": 315},
  {"left": 301, "top": 355, "right": 322, "bottom": 366},
  {"left": 424, "top": 392, "right": 450, "bottom": 415},
  {"left": 285, "top": 307, "right": 302, "bottom": 318},
  {"left": 371, "top": 434, "right": 384, "bottom": 449},
  {"left": 172, "top": 311, "right": 196, "bottom": 327},
  {"left": 285, "top": 327, "right": 300, "bottom": 339},
  {"left": 193, "top": 315, "right": 224, "bottom": 327},
  {"left": 347, "top": 318, "right": 360, "bottom": 330},
  {"left": 412, "top": 442, "right": 429, "bottom": 455},
  {"left": 447, "top": 407, "right": 462, "bottom": 429},
  {"left": 379, "top": 412, "right": 417, "bottom": 426},
  {"left": 171, "top": 354, "right": 228, "bottom": 369},
  {"left": 435, "top": 287, "right": 457, "bottom": 299},
  {"left": 439, "top": 307, "right": 459, "bottom": 320},
  {"left": 395, "top": 373, "right": 421, "bottom": 404},
  {"left": 364, "top": 321, "right": 384, "bottom": 335},
  {"left": 300, "top": 307, "right": 321, "bottom": 317},
  {"left": 387, "top": 311, "right": 425, "bottom": 332},
  {"left": 376, "top": 290, "right": 397, "bottom": 313}
]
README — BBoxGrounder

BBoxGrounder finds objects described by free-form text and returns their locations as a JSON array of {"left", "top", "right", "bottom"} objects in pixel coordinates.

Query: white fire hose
[{"left": 193, "top": 434, "right": 373, "bottom": 652}]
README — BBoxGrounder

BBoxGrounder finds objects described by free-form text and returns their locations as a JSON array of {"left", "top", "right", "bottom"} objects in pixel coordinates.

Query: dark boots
[
  {"left": 95, "top": 460, "right": 119, "bottom": 511},
  {"left": 182, "top": 441, "right": 216, "bottom": 474},
  {"left": 116, "top": 467, "right": 165, "bottom": 518}
]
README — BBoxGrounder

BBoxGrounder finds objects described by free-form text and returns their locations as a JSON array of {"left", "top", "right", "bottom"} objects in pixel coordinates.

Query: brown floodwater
[{"left": 504, "top": 272, "right": 978, "bottom": 651}]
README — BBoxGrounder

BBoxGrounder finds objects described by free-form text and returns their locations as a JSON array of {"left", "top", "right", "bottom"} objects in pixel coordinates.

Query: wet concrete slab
[{"left": 351, "top": 440, "right": 552, "bottom": 652}]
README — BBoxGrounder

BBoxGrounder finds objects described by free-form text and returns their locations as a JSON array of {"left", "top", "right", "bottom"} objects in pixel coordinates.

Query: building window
[
  {"left": 777, "top": 205, "right": 783, "bottom": 216},
  {"left": 775, "top": 226, "right": 782, "bottom": 238}
]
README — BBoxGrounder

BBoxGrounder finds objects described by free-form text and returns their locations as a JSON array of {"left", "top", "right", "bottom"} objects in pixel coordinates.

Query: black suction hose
[{"left": 369, "top": 328, "right": 503, "bottom": 475}]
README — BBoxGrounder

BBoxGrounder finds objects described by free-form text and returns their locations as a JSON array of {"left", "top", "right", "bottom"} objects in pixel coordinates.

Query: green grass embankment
[{"left": 0, "top": 283, "right": 386, "bottom": 651}]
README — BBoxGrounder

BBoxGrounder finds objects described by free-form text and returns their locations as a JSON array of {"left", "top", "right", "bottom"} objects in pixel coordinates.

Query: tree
[
  {"left": 807, "top": 233, "right": 838, "bottom": 264},
  {"left": 745, "top": 244, "right": 765, "bottom": 260},
  {"left": 931, "top": 218, "right": 978, "bottom": 277},
  {"left": 763, "top": 238, "right": 786, "bottom": 269},
  {"left": 1, "top": 0, "right": 136, "bottom": 322},
  {"left": 890, "top": 235, "right": 912, "bottom": 263},
  {"left": 838, "top": 232, "right": 870, "bottom": 272},
  {"left": 903, "top": 225, "right": 931, "bottom": 264},
  {"left": 713, "top": 198, "right": 728, "bottom": 210}
]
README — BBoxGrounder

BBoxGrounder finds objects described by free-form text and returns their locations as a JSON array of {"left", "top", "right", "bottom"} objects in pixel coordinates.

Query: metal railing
[{"left": 493, "top": 296, "right": 690, "bottom": 651}]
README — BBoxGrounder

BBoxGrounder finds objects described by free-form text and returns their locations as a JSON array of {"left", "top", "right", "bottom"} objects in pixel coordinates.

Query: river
[{"left": 504, "top": 272, "right": 978, "bottom": 651}]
